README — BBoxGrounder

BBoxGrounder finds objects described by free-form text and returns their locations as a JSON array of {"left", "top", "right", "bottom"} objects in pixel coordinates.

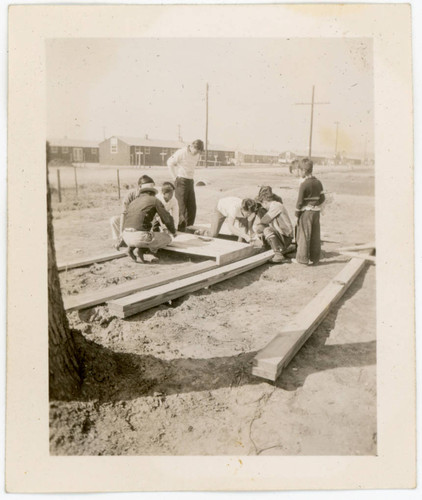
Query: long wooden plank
[
  {"left": 164, "top": 232, "right": 255, "bottom": 265},
  {"left": 57, "top": 250, "right": 126, "bottom": 271},
  {"left": 109, "top": 250, "right": 274, "bottom": 318},
  {"left": 186, "top": 223, "right": 237, "bottom": 238},
  {"left": 339, "top": 251, "right": 376, "bottom": 263},
  {"left": 63, "top": 260, "right": 218, "bottom": 312},
  {"left": 338, "top": 242, "right": 375, "bottom": 252},
  {"left": 252, "top": 252, "right": 372, "bottom": 381}
]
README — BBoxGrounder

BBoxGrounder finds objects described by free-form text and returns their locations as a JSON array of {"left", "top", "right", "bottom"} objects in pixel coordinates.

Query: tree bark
[{"left": 47, "top": 143, "right": 82, "bottom": 399}]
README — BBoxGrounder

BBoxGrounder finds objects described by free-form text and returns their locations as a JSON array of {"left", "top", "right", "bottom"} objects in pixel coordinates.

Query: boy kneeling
[
  {"left": 122, "top": 177, "right": 176, "bottom": 263},
  {"left": 256, "top": 186, "right": 294, "bottom": 264}
]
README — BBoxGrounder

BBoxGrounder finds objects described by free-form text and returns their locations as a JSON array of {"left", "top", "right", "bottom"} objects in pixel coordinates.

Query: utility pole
[
  {"left": 205, "top": 83, "right": 209, "bottom": 168},
  {"left": 295, "top": 85, "right": 329, "bottom": 158},
  {"left": 334, "top": 121, "right": 340, "bottom": 158},
  {"left": 177, "top": 124, "right": 182, "bottom": 142},
  {"left": 364, "top": 137, "right": 368, "bottom": 164}
]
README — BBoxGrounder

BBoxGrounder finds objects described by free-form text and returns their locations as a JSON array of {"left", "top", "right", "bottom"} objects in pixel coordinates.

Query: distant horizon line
[{"left": 47, "top": 135, "right": 373, "bottom": 159}]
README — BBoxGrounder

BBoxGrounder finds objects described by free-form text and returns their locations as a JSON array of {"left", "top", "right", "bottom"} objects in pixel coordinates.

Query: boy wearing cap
[
  {"left": 110, "top": 174, "right": 151, "bottom": 249},
  {"left": 122, "top": 176, "right": 176, "bottom": 263},
  {"left": 167, "top": 139, "right": 204, "bottom": 231}
]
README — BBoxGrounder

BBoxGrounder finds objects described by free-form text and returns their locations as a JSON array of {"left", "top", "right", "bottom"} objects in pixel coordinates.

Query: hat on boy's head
[
  {"left": 162, "top": 181, "right": 175, "bottom": 194},
  {"left": 139, "top": 180, "right": 158, "bottom": 194}
]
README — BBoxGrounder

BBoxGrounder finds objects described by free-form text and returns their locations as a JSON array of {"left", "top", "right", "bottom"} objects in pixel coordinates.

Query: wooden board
[
  {"left": 57, "top": 250, "right": 126, "bottom": 271},
  {"left": 338, "top": 242, "right": 375, "bottom": 252},
  {"left": 189, "top": 225, "right": 340, "bottom": 245},
  {"left": 339, "top": 251, "right": 376, "bottom": 263},
  {"left": 164, "top": 232, "right": 255, "bottom": 265},
  {"left": 186, "top": 224, "right": 239, "bottom": 241},
  {"left": 186, "top": 223, "right": 237, "bottom": 238},
  {"left": 63, "top": 260, "right": 218, "bottom": 312},
  {"left": 109, "top": 250, "right": 274, "bottom": 318},
  {"left": 252, "top": 252, "right": 372, "bottom": 381}
]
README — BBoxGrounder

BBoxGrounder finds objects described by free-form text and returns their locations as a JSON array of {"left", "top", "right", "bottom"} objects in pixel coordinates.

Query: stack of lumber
[
  {"left": 61, "top": 235, "right": 271, "bottom": 315},
  {"left": 63, "top": 260, "right": 218, "bottom": 312},
  {"left": 108, "top": 250, "right": 274, "bottom": 318},
  {"left": 337, "top": 242, "right": 376, "bottom": 264},
  {"left": 252, "top": 249, "right": 374, "bottom": 381},
  {"left": 58, "top": 232, "right": 255, "bottom": 272},
  {"left": 164, "top": 232, "right": 255, "bottom": 265}
]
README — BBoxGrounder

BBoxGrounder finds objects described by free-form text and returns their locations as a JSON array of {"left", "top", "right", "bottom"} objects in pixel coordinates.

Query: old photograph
[
  {"left": 46, "top": 36, "right": 376, "bottom": 456},
  {"left": 6, "top": 2, "right": 416, "bottom": 493}
]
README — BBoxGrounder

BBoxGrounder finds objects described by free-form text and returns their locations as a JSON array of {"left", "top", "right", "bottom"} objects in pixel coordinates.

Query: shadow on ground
[
  {"left": 123, "top": 263, "right": 272, "bottom": 322},
  {"left": 276, "top": 268, "right": 376, "bottom": 390},
  {"left": 59, "top": 268, "right": 375, "bottom": 403}
]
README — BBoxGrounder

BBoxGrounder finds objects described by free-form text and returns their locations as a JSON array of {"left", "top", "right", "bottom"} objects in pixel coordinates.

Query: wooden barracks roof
[
  {"left": 105, "top": 136, "right": 237, "bottom": 153},
  {"left": 48, "top": 138, "right": 101, "bottom": 148},
  {"left": 107, "top": 136, "right": 186, "bottom": 149}
]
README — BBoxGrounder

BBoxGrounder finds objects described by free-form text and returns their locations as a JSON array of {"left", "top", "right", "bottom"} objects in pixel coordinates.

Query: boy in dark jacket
[
  {"left": 294, "top": 158, "right": 325, "bottom": 265},
  {"left": 122, "top": 176, "right": 176, "bottom": 263}
]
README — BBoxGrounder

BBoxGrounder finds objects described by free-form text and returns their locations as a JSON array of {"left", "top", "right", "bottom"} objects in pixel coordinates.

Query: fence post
[
  {"left": 117, "top": 169, "right": 121, "bottom": 200},
  {"left": 73, "top": 166, "right": 78, "bottom": 198},
  {"left": 57, "top": 169, "right": 62, "bottom": 203}
]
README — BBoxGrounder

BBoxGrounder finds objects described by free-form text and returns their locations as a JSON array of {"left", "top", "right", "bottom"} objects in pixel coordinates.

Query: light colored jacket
[{"left": 259, "top": 201, "right": 293, "bottom": 238}]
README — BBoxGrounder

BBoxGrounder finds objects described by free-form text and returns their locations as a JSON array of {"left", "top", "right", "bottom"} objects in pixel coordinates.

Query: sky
[{"left": 46, "top": 37, "right": 374, "bottom": 157}]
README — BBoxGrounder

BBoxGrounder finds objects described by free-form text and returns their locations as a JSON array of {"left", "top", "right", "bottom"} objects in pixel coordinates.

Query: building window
[
  {"left": 162, "top": 148, "right": 168, "bottom": 154},
  {"left": 51, "top": 146, "right": 58, "bottom": 153},
  {"left": 62, "top": 147, "right": 68, "bottom": 153},
  {"left": 110, "top": 137, "right": 118, "bottom": 154},
  {"left": 144, "top": 147, "right": 150, "bottom": 154},
  {"left": 91, "top": 148, "right": 98, "bottom": 155}
]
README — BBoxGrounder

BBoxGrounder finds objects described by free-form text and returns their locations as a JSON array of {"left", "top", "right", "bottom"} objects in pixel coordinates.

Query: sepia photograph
[
  {"left": 46, "top": 36, "right": 376, "bottom": 456},
  {"left": 6, "top": 2, "right": 416, "bottom": 493}
]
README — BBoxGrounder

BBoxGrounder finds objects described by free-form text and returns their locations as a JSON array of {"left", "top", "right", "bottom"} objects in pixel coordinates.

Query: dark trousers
[
  {"left": 175, "top": 177, "right": 196, "bottom": 231},
  {"left": 296, "top": 210, "right": 321, "bottom": 264}
]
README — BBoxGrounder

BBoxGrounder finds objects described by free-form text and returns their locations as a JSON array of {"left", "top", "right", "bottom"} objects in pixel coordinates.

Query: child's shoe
[{"left": 128, "top": 247, "right": 137, "bottom": 262}]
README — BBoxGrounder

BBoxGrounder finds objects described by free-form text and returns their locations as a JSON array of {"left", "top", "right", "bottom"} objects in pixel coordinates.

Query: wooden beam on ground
[
  {"left": 57, "top": 250, "right": 126, "bottom": 272},
  {"left": 337, "top": 242, "right": 375, "bottom": 252},
  {"left": 109, "top": 250, "right": 274, "bottom": 318},
  {"left": 339, "top": 251, "right": 376, "bottom": 263},
  {"left": 252, "top": 251, "right": 372, "bottom": 382},
  {"left": 164, "top": 232, "right": 255, "bottom": 265},
  {"left": 186, "top": 224, "right": 239, "bottom": 241},
  {"left": 64, "top": 260, "right": 218, "bottom": 312}
]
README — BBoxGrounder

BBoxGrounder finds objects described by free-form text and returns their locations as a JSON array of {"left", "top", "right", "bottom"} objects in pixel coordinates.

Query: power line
[{"left": 295, "top": 85, "right": 329, "bottom": 158}]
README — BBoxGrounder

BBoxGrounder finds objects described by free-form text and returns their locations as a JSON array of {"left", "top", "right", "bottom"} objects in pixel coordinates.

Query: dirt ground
[{"left": 49, "top": 164, "right": 376, "bottom": 456}]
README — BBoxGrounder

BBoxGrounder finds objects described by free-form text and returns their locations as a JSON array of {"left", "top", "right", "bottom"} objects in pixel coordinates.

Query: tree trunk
[{"left": 47, "top": 143, "right": 82, "bottom": 399}]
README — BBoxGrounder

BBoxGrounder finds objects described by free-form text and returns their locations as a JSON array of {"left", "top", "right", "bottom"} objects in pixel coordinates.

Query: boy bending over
[{"left": 256, "top": 186, "right": 294, "bottom": 264}]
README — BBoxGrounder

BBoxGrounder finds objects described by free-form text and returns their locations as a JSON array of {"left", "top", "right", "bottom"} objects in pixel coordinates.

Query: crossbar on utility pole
[{"left": 295, "top": 85, "right": 329, "bottom": 158}]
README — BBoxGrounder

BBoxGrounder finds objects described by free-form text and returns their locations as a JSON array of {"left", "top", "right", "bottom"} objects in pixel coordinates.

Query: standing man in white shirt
[{"left": 167, "top": 139, "right": 204, "bottom": 231}]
